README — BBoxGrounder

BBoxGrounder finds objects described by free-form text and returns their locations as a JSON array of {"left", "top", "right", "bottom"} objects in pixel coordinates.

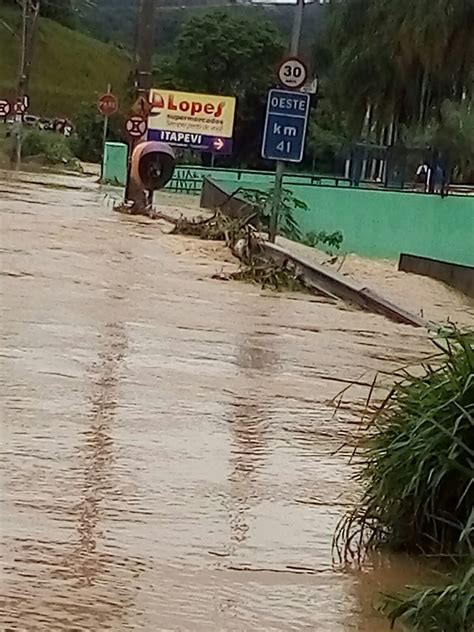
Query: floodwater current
[{"left": 1, "top": 171, "right": 473, "bottom": 631}]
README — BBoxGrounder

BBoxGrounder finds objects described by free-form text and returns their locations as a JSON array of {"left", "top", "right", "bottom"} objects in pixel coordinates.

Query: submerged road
[{"left": 1, "top": 171, "right": 470, "bottom": 631}]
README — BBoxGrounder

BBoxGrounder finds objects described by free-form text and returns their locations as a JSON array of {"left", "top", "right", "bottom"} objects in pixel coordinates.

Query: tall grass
[
  {"left": 335, "top": 328, "right": 474, "bottom": 631},
  {"left": 335, "top": 329, "right": 474, "bottom": 561},
  {"left": 381, "top": 565, "right": 474, "bottom": 632}
]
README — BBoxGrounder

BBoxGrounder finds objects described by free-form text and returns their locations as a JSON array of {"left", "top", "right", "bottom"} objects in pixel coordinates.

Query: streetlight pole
[{"left": 269, "top": 0, "right": 305, "bottom": 243}]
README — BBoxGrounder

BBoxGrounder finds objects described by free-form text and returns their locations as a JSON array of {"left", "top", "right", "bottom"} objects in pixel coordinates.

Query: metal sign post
[
  {"left": 98, "top": 85, "right": 118, "bottom": 181},
  {"left": 262, "top": 89, "right": 310, "bottom": 240},
  {"left": 124, "top": 115, "right": 148, "bottom": 201},
  {"left": 268, "top": 0, "right": 306, "bottom": 243}
]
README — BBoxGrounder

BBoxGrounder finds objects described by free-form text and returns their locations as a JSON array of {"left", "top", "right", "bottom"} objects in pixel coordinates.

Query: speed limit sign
[{"left": 277, "top": 57, "right": 308, "bottom": 90}]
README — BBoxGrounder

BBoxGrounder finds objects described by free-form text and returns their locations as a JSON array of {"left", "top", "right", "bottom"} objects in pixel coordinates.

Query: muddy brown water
[{"left": 1, "top": 171, "right": 472, "bottom": 631}]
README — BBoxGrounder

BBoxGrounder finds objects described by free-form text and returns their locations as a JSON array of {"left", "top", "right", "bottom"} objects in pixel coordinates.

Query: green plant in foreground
[
  {"left": 302, "top": 229, "right": 344, "bottom": 253},
  {"left": 380, "top": 565, "right": 474, "bottom": 632},
  {"left": 335, "top": 329, "right": 474, "bottom": 561},
  {"left": 240, "top": 187, "right": 308, "bottom": 242}
]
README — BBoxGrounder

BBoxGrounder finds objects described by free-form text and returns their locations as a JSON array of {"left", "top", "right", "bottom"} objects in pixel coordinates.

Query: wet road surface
[{"left": 1, "top": 171, "right": 472, "bottom": 631}]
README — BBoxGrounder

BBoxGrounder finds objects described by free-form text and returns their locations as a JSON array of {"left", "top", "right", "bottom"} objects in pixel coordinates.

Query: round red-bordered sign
[
  {"left": 277, "top": 57, "right": 308, "bottom": 90},
  {"left": 14, "top": 100, "right": 27, "bottom": 115},
  {"left": 98, "top": 93, "right": 119, "bottom": 116},
  {"left": 0, "top": 99, "right": 11, "bottom": 118},
  {"left": 125, "top": 115, "right": 147, "bottom": 139}
]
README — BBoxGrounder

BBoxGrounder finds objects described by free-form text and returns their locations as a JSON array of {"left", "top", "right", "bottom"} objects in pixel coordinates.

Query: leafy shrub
[
  {"left": 70, "top": 105, "right": 124, "bottom": 163},
  {"left": 303, "top": 229, "right": 344, "bottom": 253},
  {"left": 336, "top": 329, "right": 474, "bottom": 560},
  {"left": 240, "top": 187, "right": 308, "bottom": 242},
  {"left": 22, "top": 130, "right": 73, "bottom": 163}
]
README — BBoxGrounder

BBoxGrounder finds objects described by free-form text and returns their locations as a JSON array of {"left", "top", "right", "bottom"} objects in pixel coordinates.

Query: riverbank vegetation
[
  {"left": 115, "top": 190, "right": 326, "bottom": 293},
  {"left": 144, "top": 208, "right": 308, "bottom": 293},
  {"left": 335, "top": 328, "right": 474, "bottom": 631},
  {"left": 381, "top": 565, "right": 474, "bottom": 632},
  {"left": 0, "top": 127, "right": 80, "bottom": 170}
]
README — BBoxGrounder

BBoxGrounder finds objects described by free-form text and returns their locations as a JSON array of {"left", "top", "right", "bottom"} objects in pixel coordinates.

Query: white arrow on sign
[
  {"left": 213, "top": 137, "right": 224, "bottom": 151},
  {"left": 277, "top": 57, "right": 308, "bottom": 90}
]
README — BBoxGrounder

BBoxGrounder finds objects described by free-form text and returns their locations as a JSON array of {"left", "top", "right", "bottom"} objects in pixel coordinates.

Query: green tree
[
  {"left": 173, "top": 11, "right": 283, "bottom": 97},
  {"left": 325, "top": 0, "right": 474, "bottom": 133},
  {"left": 160, "top": 11, "right": 284, "bottom": 165},
  {"left": 402, "top": 100, "right": 474, "bottom": 182},
  {"left": 306, "top": 94, "right": 350, "bottom": 173},
  {"left": 319, "top": 0, "right": 474, "bottom": 178}
]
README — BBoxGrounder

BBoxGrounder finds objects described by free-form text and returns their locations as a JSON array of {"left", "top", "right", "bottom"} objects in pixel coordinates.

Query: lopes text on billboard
[{"left": 148, "top": 89, "right": 236, "bottom": 141}]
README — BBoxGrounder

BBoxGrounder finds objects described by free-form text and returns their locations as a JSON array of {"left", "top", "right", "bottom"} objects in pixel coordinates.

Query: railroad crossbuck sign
[{"left": 261, "top": 89, "right": 310, "bottom": 163}]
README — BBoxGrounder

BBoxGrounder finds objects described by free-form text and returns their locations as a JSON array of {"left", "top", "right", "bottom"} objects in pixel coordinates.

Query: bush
[
  {"left": 336, "top": 329, "right": 474, "bottom": 560},
  {"left": 70, "top": 105, "right": 124, "bottom": 163},
  {"left": 240, "top": 187, "right": 308, "bottom": 242},
  {"left": 334, "top": 329, "right": 474, "bottom": 631},
  {"left": 21, "top": 129, "right": 78, "bottom": 167},
  {"left": 303, "top": 230, "right": 344, "bottom": 253}
]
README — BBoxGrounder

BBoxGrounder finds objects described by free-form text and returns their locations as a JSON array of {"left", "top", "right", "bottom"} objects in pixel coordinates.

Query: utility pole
[
  {"left": 269, "top": 0, "right": 305, "bottom": 242},
  {"left": 135, "top": 0, "right": 155, "bottom": 99},
  {"left": 14, "top": 0, "right": 40, "bottom": 170},
  {"left": 125, "top": 0, "right": 156, "bottom": 202}
]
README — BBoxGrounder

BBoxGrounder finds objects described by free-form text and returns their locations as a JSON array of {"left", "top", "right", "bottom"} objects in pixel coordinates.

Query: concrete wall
[
  {"left": 399, "top": 255, "right": 474, "bottom": 297},
  {"left": 202, "top": 178, "right": 474, "bottom": 267}
]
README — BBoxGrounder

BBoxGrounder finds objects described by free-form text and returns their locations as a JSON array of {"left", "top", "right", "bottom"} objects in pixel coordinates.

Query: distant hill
[
  {"left": 80, "top": 0, "right": 329, "bottom": 56},
  {"left": 0, "top": 5, "right": 131, "bottom": 118}
]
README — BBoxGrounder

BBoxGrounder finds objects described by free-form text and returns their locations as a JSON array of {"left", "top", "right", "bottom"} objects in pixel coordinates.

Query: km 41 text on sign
[{"left": 261, "top": 89, "right": 310, "bottom": 163}]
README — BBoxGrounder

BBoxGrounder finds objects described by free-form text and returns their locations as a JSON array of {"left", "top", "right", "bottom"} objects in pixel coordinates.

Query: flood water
[{"left": 1, "top": 171, "right": 472, "bottom": 631}]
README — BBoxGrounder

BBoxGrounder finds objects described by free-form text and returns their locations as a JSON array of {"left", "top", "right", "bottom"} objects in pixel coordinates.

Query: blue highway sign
[{"left": 261, "top": 89, "right": 310, "bottom": 163}]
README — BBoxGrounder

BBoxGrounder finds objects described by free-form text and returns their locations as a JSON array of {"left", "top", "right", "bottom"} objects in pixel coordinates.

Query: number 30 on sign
[{"left": 277, "top": 57, "right": 308, "bottom": 90}]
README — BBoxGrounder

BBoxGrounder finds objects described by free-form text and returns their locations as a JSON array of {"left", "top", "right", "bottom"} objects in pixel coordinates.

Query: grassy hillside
[{"left": 0, "top": 6, "right": 131, "bottom": 119}]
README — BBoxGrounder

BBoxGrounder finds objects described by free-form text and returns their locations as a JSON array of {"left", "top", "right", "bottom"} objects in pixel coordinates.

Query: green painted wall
[
  {"left": 294, "top": 185, "right": 473, "bottom": 266},
  {"left": 213, "top": 179, "right": 474, "bottom": 266},
  {"left": 102, "top": 158, "right": 473, "bottom": 266}
]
